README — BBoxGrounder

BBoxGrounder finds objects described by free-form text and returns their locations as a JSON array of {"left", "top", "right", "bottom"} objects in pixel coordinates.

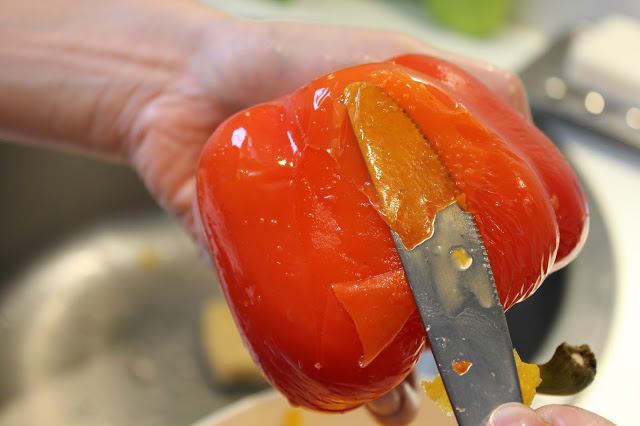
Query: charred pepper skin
[{"left": 196, "top": 56, "right": 588, "bottom": 412}]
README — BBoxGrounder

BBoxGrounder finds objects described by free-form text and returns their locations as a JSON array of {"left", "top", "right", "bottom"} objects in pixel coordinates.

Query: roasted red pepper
[{"left": 196, "top": 55, "right": 588, "bottom": 412}]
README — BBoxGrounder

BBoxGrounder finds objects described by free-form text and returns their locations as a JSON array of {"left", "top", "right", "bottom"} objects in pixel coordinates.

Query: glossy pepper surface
[{"left": 196, "top": 55, "right": 589, "bottom": 412}]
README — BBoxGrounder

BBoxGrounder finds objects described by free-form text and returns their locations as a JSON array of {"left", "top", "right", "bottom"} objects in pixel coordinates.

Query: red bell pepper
[{"left": 196, "top": 55, "right": 588, "bottom": 412}]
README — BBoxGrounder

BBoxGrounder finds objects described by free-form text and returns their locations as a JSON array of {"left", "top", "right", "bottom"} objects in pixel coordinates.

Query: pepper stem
[{"left": 536, "top": 343, "right": 597, "bottom": 395}]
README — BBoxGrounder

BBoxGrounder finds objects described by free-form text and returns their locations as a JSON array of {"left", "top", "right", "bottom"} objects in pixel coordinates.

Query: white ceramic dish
[{"left": 194, "top": 389, "right": 456, "bottom": 426}]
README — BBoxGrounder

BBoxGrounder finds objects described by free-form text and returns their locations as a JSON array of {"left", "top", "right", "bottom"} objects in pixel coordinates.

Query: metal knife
[{"left": 344, "top": 82, "right": 523, "bottom": 425}]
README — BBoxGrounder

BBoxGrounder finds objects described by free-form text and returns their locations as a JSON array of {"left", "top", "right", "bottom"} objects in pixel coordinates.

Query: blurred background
[{"left": 1, "top": 0, "right": 639, "bottom": 425}]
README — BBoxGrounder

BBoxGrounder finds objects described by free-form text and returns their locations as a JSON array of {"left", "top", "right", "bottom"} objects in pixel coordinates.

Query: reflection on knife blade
[{"left": 344, "top": 81, "right": 523, "bottom": 425}]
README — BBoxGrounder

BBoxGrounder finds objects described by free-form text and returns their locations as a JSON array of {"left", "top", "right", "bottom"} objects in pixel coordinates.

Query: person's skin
[
  {"left": 489, "top": 402, "right": 616, "bottom": 426},
  {"left": 0, "top": 0, "right": 613, "bottom": 425}
]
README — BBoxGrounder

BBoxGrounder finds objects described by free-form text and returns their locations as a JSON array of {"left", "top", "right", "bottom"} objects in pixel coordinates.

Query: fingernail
[{"left": 487, "top": 403, "right": 546, "bottom": 426}]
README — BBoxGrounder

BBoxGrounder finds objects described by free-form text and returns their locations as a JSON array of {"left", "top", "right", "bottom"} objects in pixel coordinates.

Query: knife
[{"left": 344, "top": 82, "right": 523, "bottom": 425}]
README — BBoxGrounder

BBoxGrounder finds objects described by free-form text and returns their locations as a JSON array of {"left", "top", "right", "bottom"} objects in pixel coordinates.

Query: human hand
[
  {"left": 113, "top": 1, "right": 532, "bottom": 241},
  {"left": 111, "top": 8, "right": 535, "bottom": 421},
  {"left": 0, "top": 0, "right": 529, "bottom": 236},
  {"left": 1, "top": 1, "right": 533, "bottom": 424},
  {"left": 488, "top": 402, "right": 615, "bottom": 426}
]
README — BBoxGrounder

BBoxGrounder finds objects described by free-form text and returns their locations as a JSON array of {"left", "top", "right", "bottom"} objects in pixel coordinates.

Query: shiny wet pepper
[{"left": 196, "top": 55, "right": 588, "bottom": 412}]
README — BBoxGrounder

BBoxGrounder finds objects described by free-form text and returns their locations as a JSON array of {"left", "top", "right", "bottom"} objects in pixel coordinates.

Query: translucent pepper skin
[
  {"left": 389, "top": 54, "right": 589, "bottom": 273},
  {"left": 196, "top": 57, "right": 588, "bottom": 412}
]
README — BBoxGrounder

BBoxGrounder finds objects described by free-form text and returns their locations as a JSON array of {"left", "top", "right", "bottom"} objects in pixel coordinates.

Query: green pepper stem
[{"left": 536, "top": 343, "right": 597, "bottom": 395}]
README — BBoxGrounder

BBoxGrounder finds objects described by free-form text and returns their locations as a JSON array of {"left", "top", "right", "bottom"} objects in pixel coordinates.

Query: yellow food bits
[
  {"left": 421, "top": 350, "right": 541, "bottom": 416},
  {"left": 281, "top": 408, "right": 304, "bottom": 426}
]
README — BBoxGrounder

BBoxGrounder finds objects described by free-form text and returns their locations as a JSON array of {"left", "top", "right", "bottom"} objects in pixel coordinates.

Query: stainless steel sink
[
  {"left": 0, "top": 144, "right": 268, "bottom": 426},
  {"left": 0, "top": 138, "right": 616, "bottom": 425}
]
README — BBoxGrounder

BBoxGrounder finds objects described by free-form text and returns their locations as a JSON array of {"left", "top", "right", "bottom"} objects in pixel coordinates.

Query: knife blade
[{"left": 344, "top": 81, "right": 523, "bottom": 425}]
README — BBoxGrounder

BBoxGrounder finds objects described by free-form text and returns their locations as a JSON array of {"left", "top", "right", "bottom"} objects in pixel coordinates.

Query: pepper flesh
[
  {"left": 196, "top": 57, "right": 588, "bottom": 412},
  {"left": 344, "top": 81, "right": 461, "bottom": 250},
  {"left": 389, "top": 54, "right": 589, "bottom": 272}
]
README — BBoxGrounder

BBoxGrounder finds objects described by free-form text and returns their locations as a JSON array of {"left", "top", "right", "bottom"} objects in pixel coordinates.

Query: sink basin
[
  {"left": 0, "top": 139, "right": 615, "bottom": 425},
  {"left": 0, "top": 144, "right": 269, "bottom": 426}
]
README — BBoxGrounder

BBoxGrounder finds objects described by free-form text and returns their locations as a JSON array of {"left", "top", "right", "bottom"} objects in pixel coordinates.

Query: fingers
[
  {"left": 223, "top": 20, "right": 531, "bottom": 119},
  {"left": 536, "top": 404, "right": 616, "bottom": 426},
  {"left": 486, "top": 403, "right": 546, "bottom": 426},
  {"left": 366, "top": 371, "right": 420, "bottom": 425},
  {"left": 486, "top": 403, "right": 616, "bottom": 426},
  {"left": 432, "top": 50, "right": 532, "bottom": 121}
]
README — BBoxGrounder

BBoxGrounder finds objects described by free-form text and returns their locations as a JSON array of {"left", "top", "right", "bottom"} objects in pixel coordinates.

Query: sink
[
  {"left": 0, "top": 144, "right": 269, "bottom": 426},
  {"left": 0, "top": 139, "right": 616, "bottom": 425}
]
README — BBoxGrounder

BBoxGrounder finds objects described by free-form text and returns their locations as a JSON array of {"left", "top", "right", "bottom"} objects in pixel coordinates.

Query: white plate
[{"left": 195, "top": 389, "right": 456, "bottom": 426}]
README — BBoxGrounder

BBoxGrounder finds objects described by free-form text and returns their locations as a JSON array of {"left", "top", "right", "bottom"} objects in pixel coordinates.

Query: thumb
[
  {"left": 487, "top": 403, "right": 616, "bottom": 426},
  {"left": 486, "top": 403, "right": 546, "bottom": 426},
  {"left": 536, "top": 404, "right": 616, "bottom": 426}
]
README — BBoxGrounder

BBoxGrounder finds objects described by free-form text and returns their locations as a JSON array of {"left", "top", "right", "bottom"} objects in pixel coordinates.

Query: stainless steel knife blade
[
  {"left": 344, "top": 81, "right": 523, "bottom": 425},
  {"left": 391, "top": 202, "right": 523, "bottom": 424}
]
